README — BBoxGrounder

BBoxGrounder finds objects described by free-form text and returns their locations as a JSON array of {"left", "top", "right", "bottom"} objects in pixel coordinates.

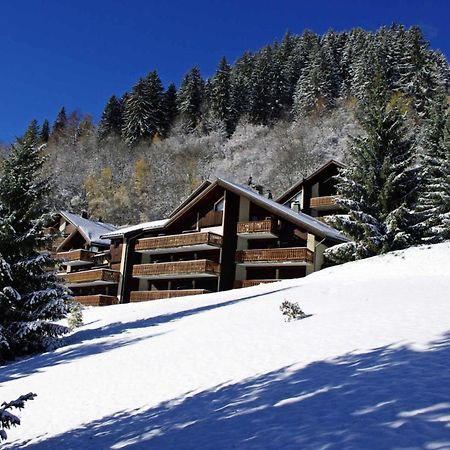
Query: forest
[{"left": 7, "top": 24, "right": 450, "bottom": 225}]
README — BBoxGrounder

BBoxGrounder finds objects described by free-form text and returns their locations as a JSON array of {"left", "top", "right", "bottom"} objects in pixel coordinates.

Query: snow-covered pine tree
[
  {"left": 326, "top": 71, "right": 420, "bottom": 262},
  {"left": 98, "top": 95, "right": 124, "bottom": 141},
  {"left": 122, "top": 71, "right": 165, "bottom": 146},
  {"left": 207, "top": 57, "right": 235, "bottom": 136},
  {"left": 414, "top": 91, "right": 450, "bottom": 242},
  {"left": 177, "top": 66, "right": 205, "bottom": 133},
  {"left": 0, "top": 122, "right": 70, "bottom": 363},
  {"left": 229, "top": 51, "right": 254, "bottom": 124}
]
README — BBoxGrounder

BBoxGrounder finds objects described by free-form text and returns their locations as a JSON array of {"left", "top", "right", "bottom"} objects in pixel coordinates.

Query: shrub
[
  {"left": 68, "top": 302, "right": 84, "bottom": 329},
  {"left": 280, "top": 300, "right": 307, "bottom": 322}
]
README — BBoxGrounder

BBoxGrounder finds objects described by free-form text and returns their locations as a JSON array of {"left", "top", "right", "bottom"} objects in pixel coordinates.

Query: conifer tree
[
  {"left": 207, "top": 57, "right": 235, "bottom": 135},
  {"left": 0, "top": 122, "right": 70, "bottom": 363},
  {"left": 177, "top": 66, "right": 205, "bottom": 133},
  {"left": 326, "top": 72, "right": 420, "bottom": 262},
  {"left": 52, "top": 107, "right": 67, "bottom": 135},
  {"left": 162, "top": 82, "right": 178, "bottom": 136},
  {"left": 414, "top": 92, "right": 450, "bottom": 242},
  {"left": 40, "top": 119, "right": 50, "bottom": 143},
  {"left": 122, "top": 71, "right": 165, "bottom": 146},
  {"left": 98, "top": 95, "right": 124, "bottom": 140}
]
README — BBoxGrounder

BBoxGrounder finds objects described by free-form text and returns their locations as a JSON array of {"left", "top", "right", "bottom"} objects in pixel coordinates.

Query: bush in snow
[
  {"left": 280, "top": 300, "right": 307, "bottom": 322},
  {"left": 68, "top": 302, "right": 84, "bottom": 329},
  {"left": 0, "top": 393, "right": 36, "bottom": 441}
]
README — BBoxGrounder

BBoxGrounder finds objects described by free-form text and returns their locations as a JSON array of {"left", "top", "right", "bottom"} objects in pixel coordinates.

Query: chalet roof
[
  {"left": 217, "top": 179, "right": 347, "bottom": 243},
  {"left": 60, "top": 211, "right": 117, "bottom": 247},
  {"left": 276, "top": 159, "right": 345, "bottom": 204},
  {"left": 166, "top": 178, "right": 347, "bottom": 243},
  {"left": 101, "top": 219, "right": 168, "bottom": 239}
]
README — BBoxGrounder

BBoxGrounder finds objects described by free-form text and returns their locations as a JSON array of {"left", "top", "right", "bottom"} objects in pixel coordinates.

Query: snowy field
[{"left": 2, "top": 243, "right": 450, "bottom": 449}]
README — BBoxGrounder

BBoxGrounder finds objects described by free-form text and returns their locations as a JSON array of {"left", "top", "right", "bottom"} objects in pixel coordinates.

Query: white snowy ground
[{"left": 2, "top": 243, "right": 450, "bottom": 449}]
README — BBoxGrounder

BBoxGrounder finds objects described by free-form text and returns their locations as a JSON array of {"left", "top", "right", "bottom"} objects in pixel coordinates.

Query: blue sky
[{"left": 0, "top": 0, "right": 449, "bottom": 143}]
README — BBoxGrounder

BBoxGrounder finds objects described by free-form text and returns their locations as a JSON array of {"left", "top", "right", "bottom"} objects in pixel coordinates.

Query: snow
[
  {"left": 60, "top": 211, "right": 117, "bottom": 247},
  {"left": 2, "top": 243, "right": 450, "bottom": 449},
  {"left": 100, "top": 219, "right": 168, "bottom": 239}
]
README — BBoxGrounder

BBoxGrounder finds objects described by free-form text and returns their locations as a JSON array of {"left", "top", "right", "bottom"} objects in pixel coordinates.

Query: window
[{"left": 214, "top": 198, "right": 224, "bottom": 212}]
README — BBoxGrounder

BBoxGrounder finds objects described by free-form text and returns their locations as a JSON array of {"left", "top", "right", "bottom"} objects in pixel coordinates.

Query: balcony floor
[
  {"left": 237, "top": 261, "right": 312, "bottom": 267},
  {"left": 237, "top": 232, "right": 278, "bottom": 239}
]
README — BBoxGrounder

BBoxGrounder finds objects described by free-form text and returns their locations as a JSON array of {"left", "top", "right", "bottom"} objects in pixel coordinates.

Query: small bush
[
  {"left": 68, "top": 302, "right": 84, "bottom": 329},
  {"left": 280, "top": 300, "right": 307, "bottom": 322}
]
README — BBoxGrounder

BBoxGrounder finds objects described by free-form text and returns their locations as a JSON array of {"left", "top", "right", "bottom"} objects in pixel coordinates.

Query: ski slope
[{"left": 2, "top": 243, "right": 450, "bottom": 449}]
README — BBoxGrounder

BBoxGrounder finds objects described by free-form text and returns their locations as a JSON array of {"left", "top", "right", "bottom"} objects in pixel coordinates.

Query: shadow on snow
[
  {"left": 9, "top": 332, "right": 450, "bottom": 449},
  {"left": 0, "top": 286, "right": 295, "bottom": 384}
]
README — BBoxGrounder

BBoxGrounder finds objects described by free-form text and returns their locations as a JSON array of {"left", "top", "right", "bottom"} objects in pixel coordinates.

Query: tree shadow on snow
[
  {"left": 10, "top": 332, "right": 450, "bottom": 450},
  {"left": 0, "top": 286, "right": 294, "bottom": 384}
]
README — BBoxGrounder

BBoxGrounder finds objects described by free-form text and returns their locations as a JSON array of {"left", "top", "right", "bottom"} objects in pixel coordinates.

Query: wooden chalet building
[
  {"left": 44, "top": 211, "right": 120, "bottom": 306},
  {"left": 277, "top": 160, "right": 344, "bottom": 219},
  {"left": 100, "top": 165, "right": 347, "bottom": 304}
]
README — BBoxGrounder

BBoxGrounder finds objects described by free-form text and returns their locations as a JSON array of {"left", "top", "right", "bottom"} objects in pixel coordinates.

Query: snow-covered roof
[
  {"left": 101, "top": 219, "right": 168, "bottom": 239},
  {"left": 217, "top": 179, "right": 347, "bottom": 242},
  {"left": 60, "top": 211, "right": 117, "bottom": 246}
]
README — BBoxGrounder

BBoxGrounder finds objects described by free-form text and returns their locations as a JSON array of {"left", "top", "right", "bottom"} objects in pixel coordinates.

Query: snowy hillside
[{"left": 2, "top": 243, "right": 450, "bottom": 449}]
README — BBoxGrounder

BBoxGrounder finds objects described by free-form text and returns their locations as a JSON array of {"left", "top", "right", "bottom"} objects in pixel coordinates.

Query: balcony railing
[
  {"left": 237, "top": 219, "right": 278, "bottom": 238},
  {"left": 58, "top": 269, "right": 120, "bottom": 286},
  {"left": 133, "top": 259, "right": 220, "bottom": 280},
  {"left": 74, "top": 294, "right": 119, "bottom": 306},
  {"left": 56, "top": 249, "right": 95, "bottom": 266},
  {"left": 236, "top": 247, "right": 313, "bottom": 266},
  {"left": 310, "top": 195, "right": 338, "bottom": 209},
  {"left": 130, "top": 289, "right": 210, "bottom": 302},
  {"left": 135, "top": 232, "right": 223, "bottom": 254},
  {"left": 236, "top": 279, "right": 279, "bottom": 288}
]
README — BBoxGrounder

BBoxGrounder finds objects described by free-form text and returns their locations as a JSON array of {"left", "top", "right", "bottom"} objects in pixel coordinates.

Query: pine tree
[
  {"left": 98, "top": 95, "right": 124, "bottom": 140},
  {"left": 414, "top": 92, "right": 450, "bottom": 242},
  {"left": 177, "top": 66, "right": 205, "bottom": 133},
  {"left": 122, "top": 71, "right": 165, "bottom": 146},
  {"left": 230, "top": 51, "right": 254, "bottom": 124},
  {"left": 162, "top": 82, "right": 178, "bottom": 135},
  {"left": 52, "top": 106, "right": 67, "bottom": 136},
  {"left": 207, "top": 57, "right": 235, "bottom": 135},
  {"left": 40, "top": 119, "right": 50, "bottom": 143},
  {"left": 0, "top": 122, "right": 70, "bottom": 363},
  {"left": 326, "top": 72, "right": 420, "bottom": 261}
]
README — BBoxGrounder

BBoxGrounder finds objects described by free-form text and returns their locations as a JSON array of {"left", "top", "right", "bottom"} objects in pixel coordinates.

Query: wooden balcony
[
  {"left": 310, "top": 195, "right": 339, "bottom": 211},
  {"left": 130, "top": 289, "right": 211, "bottom": 302},
  {"left": 56, "top": 249, "right": 95, "bottom": 266},
  {"left": 133, "top": 259, "right": 220, "bottom": 280},
  {"left": 235, "top": 279, "right": 279, "bottom": 288},
  {"left": 57, "top": 269, "right": 120, "bottom": 287},
  {"left": 235, "top": 247, "right": 313, "bottom": 266},
  {"left": 135, "top": 232, "right": 223, "bottom": 255},
  {"left": 237, "top": 219, "right": 278, "bottom": 239},
  {"left": 74, "top": 295, "right": 119, "bottom": 306}
]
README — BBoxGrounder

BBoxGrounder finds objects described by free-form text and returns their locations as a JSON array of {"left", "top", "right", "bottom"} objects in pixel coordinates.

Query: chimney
[{"left": 81, "top": 210, "right": 89, "bottom": 219}]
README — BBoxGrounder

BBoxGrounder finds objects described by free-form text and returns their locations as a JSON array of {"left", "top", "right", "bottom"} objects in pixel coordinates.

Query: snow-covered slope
[{"left": 2, "top": 243, "right": 450, "bottom": 449}]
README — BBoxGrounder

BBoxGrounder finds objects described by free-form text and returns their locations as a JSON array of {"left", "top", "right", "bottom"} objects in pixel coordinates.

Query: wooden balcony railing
[
  {"left": 236, "top": 247, "right": 313, "bottom": 264},
  {"left": 236, "top": 279, "right": 279, "bottom": 288},
  {"left": 133, "top": 259, "right": 220, "bottom": 279},
  {"left": 135, "top": 232, "right": 222, "bottom": 253},
  {"left": 58, "top": 269, "right": 120, "bottom": 285},
  {"left": 56, "top": 249, "right": 95, "bottom": 265},
  {"left": 130, "top": 289, "right": 210, "bottom": 302},
  {"left": 237, "top": 219, "right": 278, "bottom": 236},
  {"left": 74, "top": 294, "right": 119, "bottom": 306},
  {"left": 310, "top": 195, "right": 338, "bottom": 209}
]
